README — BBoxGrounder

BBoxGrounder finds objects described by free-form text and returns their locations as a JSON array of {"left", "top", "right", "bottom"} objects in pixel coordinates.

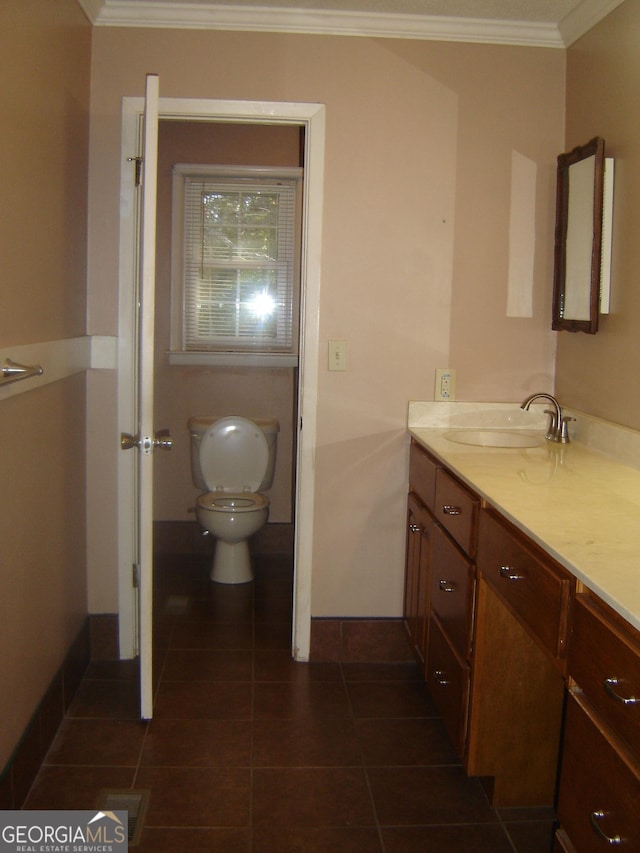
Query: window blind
[{"left": 182, "top": 177, "right": 297, "bottom": 353}]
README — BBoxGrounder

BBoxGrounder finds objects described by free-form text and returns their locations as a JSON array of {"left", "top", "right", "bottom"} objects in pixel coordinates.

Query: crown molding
[
  {"left": 558, "top": 0, "right": 624, "bottom": 45},
  {"left": 76, "top": 0, "right": 621, "bottom": 48},
  {"left": 76, "top": 1, "right": 565, "bottom": 47},
  {"left": 76, "top": 0, "right": 105, "bottom": 23}
]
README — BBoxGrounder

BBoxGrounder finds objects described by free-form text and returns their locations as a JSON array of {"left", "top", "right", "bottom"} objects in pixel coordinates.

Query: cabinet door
[
  {"left": 466, "top": 578, "right": 565, "bottom": 807},
  {"left": 558, "top": 692, "right": 640, "bottom": 852},
  {"left": 403, "top": 494, "right": 433, "bottom": 664}
]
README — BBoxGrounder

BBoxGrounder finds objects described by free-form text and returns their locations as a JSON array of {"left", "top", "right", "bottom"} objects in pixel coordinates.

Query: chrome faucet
[{"left": 520, "top": 393, "right": 573, "bottom": 444}]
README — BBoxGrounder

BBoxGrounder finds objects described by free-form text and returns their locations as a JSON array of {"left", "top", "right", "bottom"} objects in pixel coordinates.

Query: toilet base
[{"left": 211, "top": 539, "right": 254, "bottom": 584}]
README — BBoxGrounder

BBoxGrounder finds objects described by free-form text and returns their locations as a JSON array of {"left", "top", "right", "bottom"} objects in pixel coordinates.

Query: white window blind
[{"left": 176, "top": 169, "right": 300, "bottom": 355}]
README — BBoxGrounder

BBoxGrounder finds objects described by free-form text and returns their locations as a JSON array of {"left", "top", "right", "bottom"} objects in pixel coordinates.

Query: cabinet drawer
[
  {"left": 434, "top": 468, "right": 478, "bottom": 557},
  {"left": 430, "top": 524, "right": 474, "bottom": 660},
  {"left": 409, "top": 440, "right": 439, "bottom": 511},
  {"left": 477, "top": 508, "right": 571, "bottom": 661},
  {"left": 558, "top": 692, "right": 640, "bottom": 852},
  {"left": 426, "top": 615, "right": 469, "bottom": 757},
  {"left": 569, "top": 593, "right": 640, "bottom": 760}
]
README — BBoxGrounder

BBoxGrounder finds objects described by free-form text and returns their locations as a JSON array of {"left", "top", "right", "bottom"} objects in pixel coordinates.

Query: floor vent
[{"left": 98, "top": 789, "right": 149, "bottom": 847}]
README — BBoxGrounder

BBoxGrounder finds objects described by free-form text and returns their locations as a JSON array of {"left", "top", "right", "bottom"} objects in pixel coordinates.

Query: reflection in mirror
[{"left": 552, "top": 137, "right": 605, "bottom": 334}]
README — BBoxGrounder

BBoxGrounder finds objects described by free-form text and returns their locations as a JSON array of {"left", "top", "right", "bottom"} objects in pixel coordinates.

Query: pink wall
[
  {"left": 0, "top": 0, "right": 91, "bottom": 769},
  {"left": 87, "top": 28, "right": 564, "bottom": 617},
  {"left": 556, "top": 0, "right": 640, "bottom": 429}
]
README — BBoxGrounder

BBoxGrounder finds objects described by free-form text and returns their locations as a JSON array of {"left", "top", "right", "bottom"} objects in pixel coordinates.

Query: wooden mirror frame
[{"left": 552, "top": 137, "right": 605, "bottom": 334}]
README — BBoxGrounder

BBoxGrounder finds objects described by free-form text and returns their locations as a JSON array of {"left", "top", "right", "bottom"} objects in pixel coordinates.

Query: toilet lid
[{"left": 198, "top": 416, "right": 269, "bottom": 492}]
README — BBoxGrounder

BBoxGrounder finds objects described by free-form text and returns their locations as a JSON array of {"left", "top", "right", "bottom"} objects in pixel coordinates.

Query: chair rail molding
[{"left": 0, "top": 336, "right": 117, "bottom": 401}]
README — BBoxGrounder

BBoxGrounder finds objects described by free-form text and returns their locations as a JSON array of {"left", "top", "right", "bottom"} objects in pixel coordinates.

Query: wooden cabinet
[
  {"left": 478, "top": 507, "right": 572, "bottom": 665},
  {"left": 426, "top": 615, "right": 469, "bottom": 755},
  {"left": 403, "top": 492, "right": 432, "bottom": 664},
  {"left": 409, "top": 440, "right": 438, "bottom": 510},
  {"left": 434, "top": 466, "right": 478, "bottom": 558},
  {"left": 430, "top": 524, "right": 474, "bottom": 660},
  {"left": 556, "top": 591, "right": 640, "bottom": 850},
  {"left": 405, "top": 435, "right": 640, "bottom": 823},
  {"left": 404, "top": 441, "right": 439, "bottom": 664},
  {"left": 405, "top": 440, "right": 478, "bottom": 759},
  {"left": 467, "top": 506, "right": 572, "bottom": 806},
  {"left": 567, "top": 593, "right": 640, "bottom": 760},
  {"left": 557, "top": 692, "right": 640, "bottom": 851}
]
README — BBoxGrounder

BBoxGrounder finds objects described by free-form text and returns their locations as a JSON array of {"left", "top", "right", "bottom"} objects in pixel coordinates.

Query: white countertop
[{"left": 407, "top": 402, "right": 640, "bottom": 632}]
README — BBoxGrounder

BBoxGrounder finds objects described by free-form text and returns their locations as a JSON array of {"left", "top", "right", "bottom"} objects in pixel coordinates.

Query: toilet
[{"left": 188, "top": 415, "right": 279, "bottom": 584}]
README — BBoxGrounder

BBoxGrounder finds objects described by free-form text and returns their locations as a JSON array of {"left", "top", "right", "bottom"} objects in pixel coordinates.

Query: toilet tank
[{"left": 188, "top": 416, "right": 279, "bottom": 492}]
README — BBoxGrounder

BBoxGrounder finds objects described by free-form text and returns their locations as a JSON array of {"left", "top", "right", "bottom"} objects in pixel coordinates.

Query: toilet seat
[
  {"left": 198, "top": 416, "right": 269, "bottom": 493},
  {"left": 197, "top": 491, "right": 269, "bottom": 513}
]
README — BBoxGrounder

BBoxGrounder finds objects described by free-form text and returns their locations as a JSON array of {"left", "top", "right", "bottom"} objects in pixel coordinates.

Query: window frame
[{"left": 169, "top": 164, "right": 303, "bottom": 367}]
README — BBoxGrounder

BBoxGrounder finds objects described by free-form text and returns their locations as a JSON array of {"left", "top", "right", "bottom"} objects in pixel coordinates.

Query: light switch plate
[{"left": 328, "top": 340, "right": 347, "bottom": 371}]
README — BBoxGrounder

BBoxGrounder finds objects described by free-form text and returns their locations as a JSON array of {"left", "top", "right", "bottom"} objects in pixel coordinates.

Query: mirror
[{"left": 552, "top": 137, "right": 605, "bottom": 334}]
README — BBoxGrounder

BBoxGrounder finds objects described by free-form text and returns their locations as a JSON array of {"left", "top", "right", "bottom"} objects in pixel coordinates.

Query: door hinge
[
  {"left": 299, "top": 416, "right": 303, "bottom": 431},
  {"left": 127, "top": 156, "right": 143, "bottom": 187},
  {"left": 132, "top": 563, "right": 140, "bottom": 588}
]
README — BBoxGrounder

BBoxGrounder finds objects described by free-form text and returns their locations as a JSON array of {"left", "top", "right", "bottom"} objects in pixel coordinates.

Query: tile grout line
[{"left": 340, "top": 661, "right": 387, "bottom": 853}]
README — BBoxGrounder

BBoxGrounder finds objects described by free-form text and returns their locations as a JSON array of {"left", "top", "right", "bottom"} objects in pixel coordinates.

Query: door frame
[{"left": 117, "top": 96, "right": 325, "bottom": 663}]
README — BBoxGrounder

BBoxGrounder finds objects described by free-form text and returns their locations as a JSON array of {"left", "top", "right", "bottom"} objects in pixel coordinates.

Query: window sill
[{"left": 167, "top": 351, "right": 299, "bottom": 368}]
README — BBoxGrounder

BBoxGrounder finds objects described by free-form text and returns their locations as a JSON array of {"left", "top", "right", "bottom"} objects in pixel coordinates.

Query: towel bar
[{"left": 1, "top": 358, "right": 44, "bottom": 387}]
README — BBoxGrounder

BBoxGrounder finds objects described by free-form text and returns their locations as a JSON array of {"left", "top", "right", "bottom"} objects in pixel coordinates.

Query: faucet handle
[
  {"left": 543, "top": 409, "right": 557, "bottom": 441},
  {"left": 560, "top": 416, "right": 575, "bottom": 444}
]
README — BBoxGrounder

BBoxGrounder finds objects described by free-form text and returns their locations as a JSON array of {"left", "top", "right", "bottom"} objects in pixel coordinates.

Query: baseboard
[
  {"left": 310, "top": 618, "right": 414, "bottom": 663},
  {"left": 90, "top": 614, "right": 119, "bottom": 661},
  {"left": 0, "top": 619, "right": 90, "bottom": 809}
]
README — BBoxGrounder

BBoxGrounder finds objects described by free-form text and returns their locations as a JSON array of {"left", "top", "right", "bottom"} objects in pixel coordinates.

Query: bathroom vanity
[{"left": 405, "top": 403, "right": 640, "bottom": 851}]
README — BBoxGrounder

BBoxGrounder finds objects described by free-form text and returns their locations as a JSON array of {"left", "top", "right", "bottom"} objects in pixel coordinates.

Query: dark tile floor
[{"left": 24, "top": 552, "right": 556, "bottom": 851}]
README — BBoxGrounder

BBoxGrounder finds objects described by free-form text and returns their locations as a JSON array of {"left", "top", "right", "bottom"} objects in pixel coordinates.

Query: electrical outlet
[{"left": 435, "top": 368, "right": 456, "bottom": 401}]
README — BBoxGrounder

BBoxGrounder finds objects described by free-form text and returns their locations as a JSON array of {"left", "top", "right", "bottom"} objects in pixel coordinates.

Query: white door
[
  {"left": 120, "top": 74, "right": 169, "bottom": 719},
  {"left": 117, "top": 95, "right": 325, "bottom": 673}
]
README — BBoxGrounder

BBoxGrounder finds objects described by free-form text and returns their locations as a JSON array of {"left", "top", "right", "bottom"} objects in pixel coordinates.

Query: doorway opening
[
  {"left": 116, "top": 96, "right": 326, "bottom": 679},
  {"left": 153, "top": 119, "right": 302, "bottom": 623}
]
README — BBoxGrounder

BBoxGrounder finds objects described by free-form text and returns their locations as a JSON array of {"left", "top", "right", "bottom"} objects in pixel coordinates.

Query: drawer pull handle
[
  {"left": 589, "top": 810, "right": 622, "bottom": 846},
  {"left": 603, "top": 677, "right": 639, "bottom": 706},
  {"left": 442, "top": 505, "right": 462, "bottom": 516},
  {"left": 499, "top": 565, "right": 525, "bottom": 581},
  {"left": 433, "top": 669, "right": 450, "bottom": 686},
  {"left": 439, "top": 580, "right": 456, "bottom": 593}
]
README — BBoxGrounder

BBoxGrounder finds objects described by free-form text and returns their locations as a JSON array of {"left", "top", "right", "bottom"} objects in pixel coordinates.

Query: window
[{"left": 170, "top": 165, "right": 302, "bottom": 365}]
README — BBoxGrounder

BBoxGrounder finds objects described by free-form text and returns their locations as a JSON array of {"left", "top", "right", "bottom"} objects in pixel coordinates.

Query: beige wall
[
  {"left": 0, "top": 0, "right": 91, "bottom": 768},
  {"left": 87, "top": 28, "right": 564, "bottom": 617},
  {"left": 153, "top": 121, "right": 300, "bottom": 524},
  {"left": 556, "top": 0, "right": 640, "bottom": 429}
]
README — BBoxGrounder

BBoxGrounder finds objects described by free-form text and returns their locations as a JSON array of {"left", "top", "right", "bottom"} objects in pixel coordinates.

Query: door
[
  {"left": 117, "top": 95, "right": 325, "bottom": 670},
  {"left": 120, "top": 74, "right": 169, "bottom": 719}
]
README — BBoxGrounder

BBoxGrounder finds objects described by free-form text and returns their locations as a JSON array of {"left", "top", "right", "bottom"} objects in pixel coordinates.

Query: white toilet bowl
[
  {"left": 196, "top": 491, "right": 269, "bottom": 584},
  {"left": 189, "top": 415, "right": 278, "bottom": 584}
]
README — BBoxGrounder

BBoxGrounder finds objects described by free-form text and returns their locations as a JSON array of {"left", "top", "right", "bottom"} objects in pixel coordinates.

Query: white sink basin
[{"left": 445, "top": 429, "right": 544, "bottom": 449}]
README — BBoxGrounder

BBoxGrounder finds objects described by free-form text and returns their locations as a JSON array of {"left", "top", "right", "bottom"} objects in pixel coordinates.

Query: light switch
[{"left": 328, "top": 340, "right": 347, "bottom": 371}]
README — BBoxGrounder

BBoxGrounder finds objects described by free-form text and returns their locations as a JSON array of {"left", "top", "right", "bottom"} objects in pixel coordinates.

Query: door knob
[
  {"left": 120, "top": 432, "right": 140, "bottom": 451},
  {"left": 153, "top": 429, "right": 173, "bottom": 450},
  {"left": 120, "top": 430, "right": 173, "bottom": 451}
]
